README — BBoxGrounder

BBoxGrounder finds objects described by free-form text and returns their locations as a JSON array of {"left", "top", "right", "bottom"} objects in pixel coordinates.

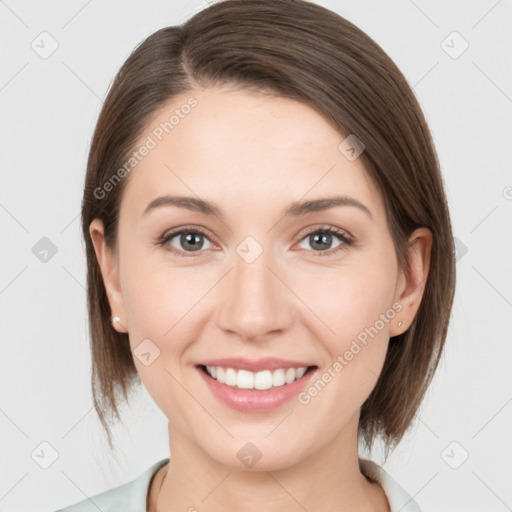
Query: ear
[
  {"left": 89, "top": 218, "right": 128, "bottom": 333},
  {"left": 390, "top": 227, "right": 433, "bottom": 337}
]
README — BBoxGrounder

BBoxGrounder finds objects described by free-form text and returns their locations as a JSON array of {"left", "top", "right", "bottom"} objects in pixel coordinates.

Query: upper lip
[{"left": 197, "top": 357, "right": 315, "bottom": 372}]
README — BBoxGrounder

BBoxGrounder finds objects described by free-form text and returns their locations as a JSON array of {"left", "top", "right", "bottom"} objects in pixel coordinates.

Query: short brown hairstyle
[{"left": 82, "top": 0, "right": 456, "bottom": 454}]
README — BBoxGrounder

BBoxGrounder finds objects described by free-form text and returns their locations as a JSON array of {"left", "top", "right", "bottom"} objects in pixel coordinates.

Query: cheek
[
  {"left": 120, "top": 246, "right": 202, "bottom": 337},
  {"left": 293, "top": 277, "right": 394, "bottom": 427},
  {"left": 119, "top": 255, "right": 204, "bottom": 416},
  {"left": 295, "top": 259, "right": 397, "bottom": 346},
  {"left": 119, "top": 252, "right": 218, "bottom": 398},
  {"left": 292, "top": 252, "right": 397, "bottom": 404}
]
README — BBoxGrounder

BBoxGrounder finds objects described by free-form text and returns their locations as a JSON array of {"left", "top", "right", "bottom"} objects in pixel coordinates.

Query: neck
[{"left": 149, "top": 417, "right": 389, "bottom": 512}]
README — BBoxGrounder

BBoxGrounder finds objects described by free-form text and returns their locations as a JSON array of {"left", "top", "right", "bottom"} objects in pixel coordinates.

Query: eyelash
[{"left": 156, "top": 225, "right": 354, "bottom": 258}]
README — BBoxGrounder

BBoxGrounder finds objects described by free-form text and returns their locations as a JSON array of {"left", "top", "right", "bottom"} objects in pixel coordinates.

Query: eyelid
[
  {"left": 157, "top": 225, "right": 217, "bottom": 257},
  {"left": 157, "top": 223, "right": 354, "bottom": 257},
  {"left": 160, "top": 224, "right": 215, "bottom": 242},
  {"left": 296, "top": 223, "right": 353, "bottom": 240},
  {"left": 293, "top": 224, "right": 354, "bottom": 257}
]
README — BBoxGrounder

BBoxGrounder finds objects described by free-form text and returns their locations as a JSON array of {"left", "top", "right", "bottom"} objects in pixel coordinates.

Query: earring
[
  {"left": 398, "top": 321, "right": 403, "bottom": 328},
  {"left": 111, "top": 316, "right": 120, "bottom": 324}
]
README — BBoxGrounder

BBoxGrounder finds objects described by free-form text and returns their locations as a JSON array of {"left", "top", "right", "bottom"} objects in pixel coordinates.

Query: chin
[{"left": 205, "top": 438, "right": 309, "bottom": 473}]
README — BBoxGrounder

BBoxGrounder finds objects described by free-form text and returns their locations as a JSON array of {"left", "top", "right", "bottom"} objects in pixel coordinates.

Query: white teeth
[
  {"left": 216, "top": 367, "right": 225, "bottom": 384},
  {"left": 285, "top": 368, "right": 296, "bottom": 384},
  {"left": 225, "top": 368, "right": 237, "bottom": 386},
  {"left": 272, "top": 368, "right": 285, "bottom": 387},
  {"left": 254, "top": 370, "right": 273, "bottom": 390},
  {"left": 237, "top": 369, "right": 254, "bottom": 389},
  {"left": 204, "top": 365, "right": 309, "bottom": 389},
  {"left": 295, "top": 367, "right": 307, "bottom": 379}
]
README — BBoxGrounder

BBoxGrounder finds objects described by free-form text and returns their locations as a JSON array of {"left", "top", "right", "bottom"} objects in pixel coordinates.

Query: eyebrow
[{"left": 142, "top": 194, "right": 373, "bottom": 220}]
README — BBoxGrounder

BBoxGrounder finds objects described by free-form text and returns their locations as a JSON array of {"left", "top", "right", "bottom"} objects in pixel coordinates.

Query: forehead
[{"left": 120, "top": 87, "right": 384, "bottom": 223}]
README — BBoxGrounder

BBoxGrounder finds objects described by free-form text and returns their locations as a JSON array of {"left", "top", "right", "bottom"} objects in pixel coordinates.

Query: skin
[{"left": 90, "top": 86, "right": 432, "bottom": 512}]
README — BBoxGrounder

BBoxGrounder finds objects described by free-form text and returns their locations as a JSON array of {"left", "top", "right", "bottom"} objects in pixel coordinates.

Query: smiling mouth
[{"left": 198, "top": 364, "right": 317, "bottom": 391}]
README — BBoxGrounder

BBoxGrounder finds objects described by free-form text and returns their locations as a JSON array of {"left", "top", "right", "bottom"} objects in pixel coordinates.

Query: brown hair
[{"left": 82, "top": 0, "right": 456, "bottom": 455}]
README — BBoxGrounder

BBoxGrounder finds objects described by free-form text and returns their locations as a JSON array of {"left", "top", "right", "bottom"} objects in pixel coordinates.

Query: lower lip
[{"left": 196, "top": 365, "right": 317, "bottom": 412}]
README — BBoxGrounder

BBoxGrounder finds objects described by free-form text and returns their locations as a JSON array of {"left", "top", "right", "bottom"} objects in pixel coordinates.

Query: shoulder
[
  {"left": 53, "top": 458, "right": 170, "bottom": 512},
  {"left": 359, "top": 458, "right": 422, "bottom": 512}
]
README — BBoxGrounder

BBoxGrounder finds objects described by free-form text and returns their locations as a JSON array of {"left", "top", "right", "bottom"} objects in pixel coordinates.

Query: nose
[{"left": 216, "top": 241, "right": 293, "bottom": 342}]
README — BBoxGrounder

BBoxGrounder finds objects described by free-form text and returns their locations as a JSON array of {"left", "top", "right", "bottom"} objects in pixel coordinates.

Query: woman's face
[{"left": 92, "top": 87, "right": 417, "bottom": 470}]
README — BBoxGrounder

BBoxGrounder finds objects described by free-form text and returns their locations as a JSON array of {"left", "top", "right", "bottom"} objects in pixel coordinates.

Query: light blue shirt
[{"left": 54, "top": 457, "right": 421, "bottom": 511}]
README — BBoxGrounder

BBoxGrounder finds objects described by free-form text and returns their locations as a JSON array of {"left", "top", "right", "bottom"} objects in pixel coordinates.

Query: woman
[{"left": 55, "top": 0, "right": 456, "bottom": 510}]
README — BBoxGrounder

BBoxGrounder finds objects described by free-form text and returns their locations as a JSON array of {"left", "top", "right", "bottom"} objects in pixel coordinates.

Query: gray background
[{"left": 1, "top": 0, "right": 511, "bottom": 510}]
